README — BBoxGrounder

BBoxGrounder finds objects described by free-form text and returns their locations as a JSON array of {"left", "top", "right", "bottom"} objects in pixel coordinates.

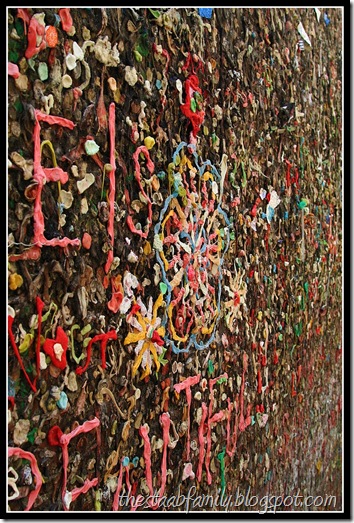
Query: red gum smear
[
  {"left": 250, "top": 196, "right": 262, "bottom": 218},
  {"left": 57, "top": 417, "right": 100, "bottom": 511},
  {"left": 180, "top": 75, "right": 205, "bottom": 139},
  {"left": 126, "top": 146, "right": 154, "bottom": 239},
  {"left": 107, "top": 285, "right": 123, "bottom": 313},
  {"left": 239, "top": 353, "right": 250, "bottom": 431},
  {"left": 204, "top": 373, "right": 228, "bottom": 484},
  {"left": 59, "top": 8, "right": 73, "bottom": 32},
  {"left": 139, "top": 425, "right": 157, "bottom": 509},
  {"left": 25, "top": 15, "right": 46, "bottom": 59},
  {"left": 70, "top": 478, "right": 99, "bottom": 507},
  {"left": 257, "top": 369, "right": 263, "bottom": 394},
  {"left": 273, "top": 348, "right": 279, "bottom": 365},
  {"left": 181, "top": 52, "right": 204, "bottom": 75},
  {"left": 131, "top": 483, "right": 141, "bottom": 510},
  {"left": 75, "top": 330, "right": 117, "bottom": 375},
  {"left": 35, "top": 110, "right": 76, "bottom": 129},
  {"left": 104, "top": 103, "right": 116, "bottom": 274},
  {"left": 112, "top": 462, "right": 137, "bottom": 511},
  {"left": 8, "top": 297, "right": 44, "bottom": 393},
  {"left": 297, "top": 364, "right": 302, "bottom": 384},
  {"left": 8, "top": 245, "right": 42, "bottom": 262},
  {"left": 33, "top": 111, "right": 80, "bottom": 249},
  {"left": 127, "top": 303, "right": 141, "bottom": 321},
  {"left": 112, "top": 461, "right": 125, "bottom": 511},
  {"left": 97, "top": 75, "right": 108, "bottom": 133},
  {"left": 43, "top": 326, "right": 68, "bottom": 371},
  {"left": 8, "top": 62, "right": 20, "bottom": 78},
  {"left": 291, "top": 372, "right": 297, "bottom": 397},
  {"left": 158, "top": 413, "right": 171, "bottom": 502},
  {"left": 226, "top": 396, "right": 239, "bottom": 458},
  {"left": 82, "top": 232, "right": 92, "bottom": 250},
  {"left": 17, "top": 8, "right": 31, "bottom": 34},
  {"left": 124, "top": 466, "right": 138, "bottom": 511},
  {"left": 173, "top": 374, "right": 201, "bottom": 461},
  {"left": 35, "top": 296, "right": 44, "bottom": 379},
  {"left": 8, "top": 448, "right": 43, "bottom": 510},
  {"left": 196, "top": 402, "right": 208, "bottom": 483},
  {"left": 8, "top": 316, "right": 37, "bottom": 393},
  {"left": 47, "top": 425, "right": 63, "bottom": 446},
  {"left": 205, "top": 410, "right": 225, "bottom": 485}
]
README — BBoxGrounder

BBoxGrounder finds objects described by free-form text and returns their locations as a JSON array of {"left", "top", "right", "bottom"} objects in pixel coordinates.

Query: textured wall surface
[{"left": 7, "top": 7, "right": 342, "bottom": 513}]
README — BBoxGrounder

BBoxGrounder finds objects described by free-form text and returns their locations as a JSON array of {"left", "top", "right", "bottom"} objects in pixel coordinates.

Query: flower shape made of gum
[
  {"left": 153, "top": 142, "right": 230, "bottom": 354},
  {"left": 124, "top": 294, "right": 166, "bottom": 379}
]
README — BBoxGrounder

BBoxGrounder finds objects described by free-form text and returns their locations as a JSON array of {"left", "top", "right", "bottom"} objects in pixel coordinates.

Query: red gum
[
  {"left": 75, "top": 330, "right": 117, "bottom": 375},
  {"left": 59, "top": 8, "right": 73, "bottom": 32},
  {"left": 127, "top": 146, "right": 154, "bottom": 238},
  {"left": 35, "top": 110, "right": 76, "bottom": 129},
  {"left": 297, "top": 364, "right": 302, "bottom": 384},
  {"left": 226, "top": 396, "right": 239, "bottom": 458},
  {"left": 152, "top": 43, "right": 170, "bottom": 74},
  {"left": 107, "top": 286, "right": 123, "bottom": 313},
  {"left": 8, "top": 245, "right": 41, "bottom": 262},
  {"left": 97, "top": 76, "right": 108, "bottom": 133},
  {"left": 58, "top": 417, "right": 100, "bottom": 511},
  {"left": 113, "top": 463, "right": 138, "bottom": 511},
  {"left": 104, "top": 103, "right": 116, "bottom": 274},
  {"left": 8, "top": 62, "right": 20, "bottom": 79},
  {"left": 196, "top": 402, "right": 208, "bottom": 482},
  {"left": 173, "top": 374, "right": 201, "bottom": 460},
  {"left": 257, "top": 369, "right": 262, "bottom": 394},
  {"left": 70, "top": 478, "right": 99, "bottom": 506},
  {"left": 124, "top": 466, "right": 136, "bottom": 510},
  {"left": 180, "top": 75, "right": 205, "bottom": 138},
  {"left": 8, "top": 448, "right": 43, "bottom": 510},
  {"left": 17, "top": 8, "right": 31, "bottom": 34},
  {"left": 158, "top": 413, "right": 171, "bottom": 501},
  {"left": 35, "top": 297, "right": 44, "bottom": 380},
  {"left": 73, "top": 88, "right": 82, "bottom": 111},
  {"left": 139, "top": 425, "right": 157, "bottom": 508},
  {"left": 43, "top": 326, "right": 68, "bottom": 370},
  {"left": 204, "top": 373, "right": 228, "bottom": 484},
  {"left": 25, "top": 15, "right": 46, "bottom": 59},
  {"left": 112, "top": 461, "right": 125, "bottom": 511},
  {"left": 250, "top": 196, "right": 262, "bottom": 217},
  {"left": 238, "top": 353, "right": 249, "bottom": 431},
  {"left": 8, "top": 316, "right": 37, "bottom": 393},
  {"left": 33, "top": 111, "right": 80, "bottom": 249},
  {"left": 205, "top": 411, "right": 225, "bottom": 484},
  {"left": 291, "top": 372, "right": 297, "bottom": 397}
]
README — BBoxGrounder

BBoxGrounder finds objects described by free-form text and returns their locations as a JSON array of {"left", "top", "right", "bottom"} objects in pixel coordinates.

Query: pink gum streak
[
  {"left": 204, "top": 373, "right": 228, "bottom": 484},
  {"left": 226, "top": 396, "right": 239, "bottom": 458},
  {"left": 139, "top": 424, "right": 156, "bottom": 508},
  {"left": 8, "top": 447, "right": 43, "bottom": 510},
  {"left": 33, "top": 111, "right": 80, "bottom": 249},
  {"left": 158, "top": 413, "right": 171, "bottom": 501},
  {"left": 196, "top": 402, "right": 208, "bottom": 483},
  {"left": 173, "top": 374, "right": 201, "bottom": 460},
  {"left": 104, "top": 103, "right": 116, "bottom": 274},
  {"left": 59, "top": 417, "right": 100, "bottom": 511},
  {"left": 112, "top": 461, "right": 124, "bottom": 511}
]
